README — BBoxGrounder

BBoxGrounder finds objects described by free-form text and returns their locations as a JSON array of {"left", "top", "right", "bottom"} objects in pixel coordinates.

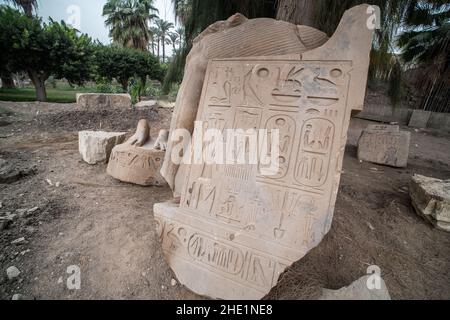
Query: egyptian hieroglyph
[
  {"left": 154, "top": 5, "right": 375, "bottom": 299},
  {"left": 107, "top": 120, "right": 168, "bottom": 186}
]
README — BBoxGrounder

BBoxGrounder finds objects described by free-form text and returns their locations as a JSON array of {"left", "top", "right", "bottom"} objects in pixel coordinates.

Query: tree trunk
[
  {"left": 162, "top": 40, "right": 166, "bottom": 63},
  {"left": 28, "top": 71, "right": 48, "bottom": 102},
  {"left": 276, "top": 0, "right": 317, "bottom": 27},
  {"left": 23, "top": 3, "right": 33, "bottom": 18},
  {"left": 157, "top": 38, "right": 160, "bottom": 62},
  {"left": 1, "top": 74, "right": 16, "bottom": 89},
  {"left": 120, "top": 77, "right": 129, "bottom": 92}
]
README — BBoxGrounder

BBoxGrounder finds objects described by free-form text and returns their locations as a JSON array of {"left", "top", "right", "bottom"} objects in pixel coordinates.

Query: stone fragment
[
  {"left": 410, "top": 174, "right": 450, "bottom": 232},
  {"left": 357, "top": 124, "right": 410, "bottom": 167},
  {"left": 27, "top": 207, "right": 39, "bottom": 214},
  {"left": 6, "top": 266, "right": 20, "bottom": 280},
  {"left": 160, "top": 8, "right": 331, "bottom": 194},
  {"left": 134, "top": 100, "right": 157, "bottom": 109},
  {"left": 11, "top": 294, "right": 33, "bottom": 300},
  {"left": 154, "top": 5, "right": 375, "bottom": 299},
  {"left": 157, "top": 100, "right": 175, "bottom": 109},
  {"left": 320, "top": 276, "right": 391, "bottom": 300},
  {"left": 408, "top": 110, "right": 431, "bottom": 128},
  {"left": 79, "top": 131, "right": 127, "bottom": 165},
  {"left": 11, "top": 237, "right": 25, "bottom": 244},
  {"left": 107, "top": 120, "right": 167, "bottom": 186},
  {"left": 76, "top": 93, "right": 132, "bottom": 109}
]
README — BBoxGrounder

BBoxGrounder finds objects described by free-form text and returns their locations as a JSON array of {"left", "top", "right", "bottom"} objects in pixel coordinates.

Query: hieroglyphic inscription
[
  {"left": 109, "top": 150, "right": 162, "bottom": 171},
  {"left": 155, "top": 216, "right": 288, "bottom": 290},
  {"left": 178, "top": 60, "right": 350, "bottom": 248},
  {"left": 159, "top": 59, "right": 353, "bottom": 296},
  {"left": 154, "top": 6, "right": 375, "bottom": 299}
]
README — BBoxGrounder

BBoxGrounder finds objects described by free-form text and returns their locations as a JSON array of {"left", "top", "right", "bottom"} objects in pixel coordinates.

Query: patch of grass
[{"left": 0, "top": 85, "right": 98, "bottom": 103}]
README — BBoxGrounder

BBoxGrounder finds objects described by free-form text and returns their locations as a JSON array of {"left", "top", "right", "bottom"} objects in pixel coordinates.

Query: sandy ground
[{"left": 0, "top": 101, "right": 449, "bottom": 300}]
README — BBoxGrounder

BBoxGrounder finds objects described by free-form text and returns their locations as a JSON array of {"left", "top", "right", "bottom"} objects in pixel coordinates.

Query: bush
[
  {"left": 94, "top": 45, "right": 165, "bottom": 92},
  {"left": 144, "top": 82, "right": 162, "bottom": 97},
  {"left": 95, "top": 77, "right": 122, "bottom": 93}
]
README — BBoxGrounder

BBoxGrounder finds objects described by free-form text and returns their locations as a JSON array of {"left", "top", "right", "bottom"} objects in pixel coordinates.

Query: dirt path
[{"left": 1, "top": 102, "right": 449, "bottom": 300}]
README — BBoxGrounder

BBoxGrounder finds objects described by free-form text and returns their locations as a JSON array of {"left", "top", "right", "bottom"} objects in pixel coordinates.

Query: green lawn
[{"left": 0, "top": 85, "right": 98, "bottom": 103}]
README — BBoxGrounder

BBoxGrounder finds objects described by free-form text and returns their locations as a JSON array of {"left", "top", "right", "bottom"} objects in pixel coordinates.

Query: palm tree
[
  {"left": 5, "top": 0, "right": 37, "bottom": 17},
  {"left": 149, "top": 26, "right": 159, "bottom": 55},
  {"left": 397, "top": 0, "right": 449, "bottom": 110},
  {"left": 175, "top": 26, "right": 185, "bottom": 47},
  {"left": 398, "top": 0, "right": 449, "bottom": 73},
  {"left": 103, "top": 0, "right": 159, "bottom": 51},
  {"left": 155, "top": 18, "right": 174, "bottom": 62},
  {"left": 165, "top": 0, "right": 420, "bottom": 101},
  {"left": 168, "top": 32, "right": 180, "bottom": 54}
]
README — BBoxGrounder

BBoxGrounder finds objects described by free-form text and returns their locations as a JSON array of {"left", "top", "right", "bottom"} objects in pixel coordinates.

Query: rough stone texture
[
  {"left": 410, "top": 174, "right": 450, "bottom": 232},
  {"left": 160, "top": 9, "right": 330, "bottom": 195},
  {"left": 357, "top": 124, "right": 410, "bottom": 167},
  {"left": 320, "top": 276, "right": 391, "bottom": 300},
  {"left": 79, "top": 131, "right": 127, "bottom": 165},
  {"left": 107, "top": 120, "right": 168, "bottom": 186},
  {"left": 408, "top": 110, "right": 431, "bottom": 128},
  {"left": 11, "top": 294, "right": 34, "bottom": 300},
  {"left": 134, "top": 100, "right": 157, "bottom": 109},
  {"left": 154, "top": 5, "right": 375, "bottom": 299},
  {"left": 157, "top": 99, "right": 175, "bottom": 109},
  {"left": 76, "top": 93, "right": 132, "bottom": 109},
  {"left": 6, "top": 266, "right": 20, "bottom": 280}
]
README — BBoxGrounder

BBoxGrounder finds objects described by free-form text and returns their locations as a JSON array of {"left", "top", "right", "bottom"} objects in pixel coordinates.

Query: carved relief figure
[{"left": 107, "top": 119, "right": 167, "bottom": 186}]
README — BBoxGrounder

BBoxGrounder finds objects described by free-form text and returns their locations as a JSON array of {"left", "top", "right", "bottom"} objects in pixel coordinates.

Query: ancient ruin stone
[
  {"left": 357, "top": 124, "right": 410, "bottom": 167},
  {"left": 410, "top": 174, "right": 450, "bottom": 232},
  {"left": 76, "top": 93, "right": 132, "bottom": 109},
  {"left": 79, "top": 131, "right": 127, "bottom": 165},
  {"left": 160, "top": 9, "right": 330, "bottom": 196},
  {"left": 408, "top": 110, "right": 431, "bottom": 128},
  {"left": 134, "top": 100, "right": 157, "bottom": 109},
  {"left": 154, "top": 5, "right": 375, "bottom": 299},
  {"left": 107, "top": 120, "right": 168, "bottom": 186}
]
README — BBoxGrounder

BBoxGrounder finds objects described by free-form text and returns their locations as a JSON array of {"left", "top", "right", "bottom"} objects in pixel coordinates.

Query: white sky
[{"left": 1, "top": 0, "right": 176, "bottom": 50}]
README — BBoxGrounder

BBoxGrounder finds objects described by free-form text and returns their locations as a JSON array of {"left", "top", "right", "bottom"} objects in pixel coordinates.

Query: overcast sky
[{"left": 1, "top": 0, "right": 176, "bottom": 45}]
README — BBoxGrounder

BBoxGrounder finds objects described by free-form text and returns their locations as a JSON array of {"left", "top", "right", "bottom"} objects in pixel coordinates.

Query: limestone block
[
  {"left": 320, "top": 276, "right": 391, "bottom": 300},
  {"left": 410, "top": 174, "right": 450, "bottom": 232},
  {"left": 107, "top": 120, "right": 168, "bottom": 186},
  {"left": 357, "top": 125, "right": 410, "bottom": 167},
  {"left": 154, "top": 5, "right": 375, "bottom": 300},
  {"left": 134, "top": 100, "right": 157, "bottom": 109},
  {"left": 160, "top": 7, "right": 330, "bottom": 195},
  {"left": 76, "top": 93, "right": 132, "bottom": 109},
  {"left": 79, "top": 131, "right": 127, "bottom": 165},
  {"left": 107, "top": 144, "right": 166, "bottom": 186},
  {"left": 408, "top": 110, "right": 431, "bottom": 128}
]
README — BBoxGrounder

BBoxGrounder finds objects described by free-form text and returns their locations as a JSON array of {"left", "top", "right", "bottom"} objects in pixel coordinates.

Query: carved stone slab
[
  {"left": 107, "top": 121, "right": 168, "bottom": 186},
  {"left": 357, "top": 124, "right": 410, "bottom": 167},
  {"left": 155, "top": 5, "right": 375, "bottom": 299},
  {"left": 107, "top": 144, "right": 166, "bottom": 186}
]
